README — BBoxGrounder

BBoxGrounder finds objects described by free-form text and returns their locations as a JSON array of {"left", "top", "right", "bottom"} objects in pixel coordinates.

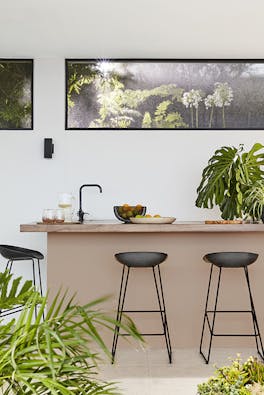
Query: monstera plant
[
  {"left": 243, "top": 179, "right": 264, "bottom": 221},
  {"left": 196, "top": 143, "right": 264, "bottom": 220}
]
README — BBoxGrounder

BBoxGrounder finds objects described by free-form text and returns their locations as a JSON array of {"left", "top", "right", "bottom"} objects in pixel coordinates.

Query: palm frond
[{"left": 0, "top": 273, "right": 142, "bottom": 394}]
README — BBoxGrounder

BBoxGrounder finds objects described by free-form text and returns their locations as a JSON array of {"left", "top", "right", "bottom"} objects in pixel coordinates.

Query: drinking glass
[
  {"left": 42, "top": 209, "right": 56, "bottom": 223},
  {"left": 58, "top": 193, "right": 75, "bottom": 222},
  {"left": 54, "top": 209, "right": 65, "bottom": 223}
]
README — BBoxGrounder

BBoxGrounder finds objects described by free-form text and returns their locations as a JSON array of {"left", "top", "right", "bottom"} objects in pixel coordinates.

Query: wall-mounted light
[{"left": 44, "top": 138, "right": 54, "bottom": 159}]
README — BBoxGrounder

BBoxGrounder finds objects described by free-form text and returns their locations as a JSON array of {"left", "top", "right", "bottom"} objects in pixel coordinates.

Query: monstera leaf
[{"left": 196, "top": 143, "right": 264, "bottom": 219}]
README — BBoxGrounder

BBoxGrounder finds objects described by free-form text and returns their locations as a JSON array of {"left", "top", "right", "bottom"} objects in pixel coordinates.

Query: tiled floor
[{"left": 100, "top": 348, "right": 258, "bottom": 394}]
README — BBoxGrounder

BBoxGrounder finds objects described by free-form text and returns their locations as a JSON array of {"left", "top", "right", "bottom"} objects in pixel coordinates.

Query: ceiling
[{"left": 0, "top": 0, "right": 264, "bottom": 58}]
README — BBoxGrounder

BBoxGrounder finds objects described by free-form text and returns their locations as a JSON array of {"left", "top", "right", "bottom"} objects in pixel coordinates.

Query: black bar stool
[
  {"left": 0, "top": 245, "right": 44, "bottom": 318},
  {"left": 200, "top": 251, "right": 264, "bottom": 364},
  {"left": 111, "top": 251, "right": 172, "bottom": 364}
]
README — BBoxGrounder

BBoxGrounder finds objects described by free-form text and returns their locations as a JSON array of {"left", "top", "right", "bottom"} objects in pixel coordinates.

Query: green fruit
[
  {"left": 127, "top": 211, "right": 133, "bottom": 217},
  {"left": 135, "top": 214, "right": 143, "bottom": 218}
]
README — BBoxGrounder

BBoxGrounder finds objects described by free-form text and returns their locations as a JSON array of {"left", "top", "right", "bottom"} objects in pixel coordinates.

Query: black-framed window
[
  {"left": 0, "top": 59, "right": 33, "bottom": 130},
  {"left": 66, "top": 59, "right": 264, "bottom": 130}
]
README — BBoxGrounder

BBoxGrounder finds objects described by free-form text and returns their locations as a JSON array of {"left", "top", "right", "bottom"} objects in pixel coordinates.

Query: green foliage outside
[
  {"left": 67, "top": 63, "right": 97, "bottom": 109},
  {"left": 196, "top": 143, "right": 264, "bottom": 220},
  {"left": 0, "top": 61, "right": 32, "bottom": 129},
  {"left": 142, "top": 111, "right": 152, "bottom": 128},
  {"left": 88, "top": 77, "right": 186, "bottom": 129},
  {"left": 67, "top": 62, "right": 241, "bottom": 129},
  {"left": 154, "top": 100, "right": 187, "bottom": 128},
  {"left": 67, "top": 64, "right": 189, "bottom": 129},
  {"left": 0, "top": 270, "right": 143, "bottom": 394},
  {"left": 198, "top": 356, "right": 264, "bottom": 394}
]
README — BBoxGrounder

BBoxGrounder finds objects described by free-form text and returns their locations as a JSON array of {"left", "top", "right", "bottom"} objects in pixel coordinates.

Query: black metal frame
[
  {"left": 65, "top": 58, "right": 264, "bottom": 131},
  {"left": 0, "top": 59, "right": 33, "bottom": 130},
  {"left": 200, "top": 264, "right": 264, "bottom": 364},
  {"left": 111, "top": 264, "right": 172, "bottom": 363},
  {"left": 0, "top": 258, "right": 44, "bottom": 319}
]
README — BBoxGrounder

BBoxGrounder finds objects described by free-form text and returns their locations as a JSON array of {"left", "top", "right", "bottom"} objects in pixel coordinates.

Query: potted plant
[
  {"left": 195, "top": 143, "right": 264, "bottom": 220},
  {"left": 197, "top": 355, "right": 264, "bottom": 394},
  {"left": 0, "top": 271, "right": 143, "bottom": 394}
]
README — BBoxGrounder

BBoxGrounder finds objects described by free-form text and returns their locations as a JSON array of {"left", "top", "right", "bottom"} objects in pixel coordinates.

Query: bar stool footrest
[
  {"left": 120, "top": 309, "right": 165, "bottom": 313},
  {"left": 207, "top": 310, "right": 253, "bottom": 313},
  {"left": 121, "top": 332, "right": 165, "bottom": 336}
]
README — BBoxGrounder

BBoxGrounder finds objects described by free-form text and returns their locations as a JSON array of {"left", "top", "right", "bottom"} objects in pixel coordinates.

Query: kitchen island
[{"left": 20, "top": 221, "right": 264, "bottom": 350}]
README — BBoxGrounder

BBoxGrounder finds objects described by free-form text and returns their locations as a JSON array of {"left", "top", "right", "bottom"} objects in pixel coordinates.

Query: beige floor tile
[
  {"left": 116, "top": 378, "right": 151, "bottom": 395},
  {"left": 149, "top": 378, "right": 206, "bottom": 395},
  {"left": 113, "top": 347, "right": 148, "bottom": 366},
  {"left": 100, "top": 365, "right": 150, "bottom": 380},
  {"left": 99, "top": 348, "right": 260, "bottom": 394}
]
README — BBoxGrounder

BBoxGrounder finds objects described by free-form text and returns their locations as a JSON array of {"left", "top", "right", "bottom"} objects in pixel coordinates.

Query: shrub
[{"left": 198, "top": 356, "right": 264, "bottom": 395}]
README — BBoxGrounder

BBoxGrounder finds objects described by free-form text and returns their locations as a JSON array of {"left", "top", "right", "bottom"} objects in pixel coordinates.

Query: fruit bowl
[{"left": 113, "top": 205, "right": 147, "bottom": 223}]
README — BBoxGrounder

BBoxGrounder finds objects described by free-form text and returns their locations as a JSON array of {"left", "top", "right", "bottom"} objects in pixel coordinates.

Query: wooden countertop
[{"left": 20, "top": 221, "right": 264, "bottom": 233}]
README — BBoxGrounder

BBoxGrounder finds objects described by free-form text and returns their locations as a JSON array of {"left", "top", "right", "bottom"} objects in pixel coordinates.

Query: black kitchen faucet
[{"left": 78, "top": 184, "right": 103, "bottom": 223}]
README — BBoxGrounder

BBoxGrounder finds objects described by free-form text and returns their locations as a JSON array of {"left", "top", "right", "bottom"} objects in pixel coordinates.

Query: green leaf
[
  {"left": 196, "top": 143, "right": 264, "bottom": 219},
  {"left": 0, "top": 271, "right": 143, "bottom": 394}
]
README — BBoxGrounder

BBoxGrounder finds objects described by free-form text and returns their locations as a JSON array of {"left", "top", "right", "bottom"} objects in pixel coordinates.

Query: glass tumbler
[
  {"left": 54, "top": 209, "right": 65, "bottom": 223},
  {"left": 42, "top": 209, "right": 56, "bottom": 223}
]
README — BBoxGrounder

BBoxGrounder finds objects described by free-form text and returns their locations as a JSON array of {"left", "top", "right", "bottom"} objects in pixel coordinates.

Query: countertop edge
[{"left": 20, "top": 222, "right": 264, "bottom": 233}]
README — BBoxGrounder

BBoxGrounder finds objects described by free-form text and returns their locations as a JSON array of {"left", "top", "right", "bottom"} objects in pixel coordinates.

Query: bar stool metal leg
[
  {"left": 157, "top": 265, "right": 172, "bottom": 363},
  {"left": 200, "top": 265, "right": 222, "bottom": 364},
  {"left": 152, "top": 265, "right": 172, "bottom": 363},
  {"left": 5, "top": 259, "right": 13, "bottom": 273},
  {"left": 199, "top": 263, "right": 213, "bottom": 360},
  {"left": 31, "top": 258, "right": 39, "bottom": 319},
  {"left": 111, "top": 265, "right": 130, "bottom": 363},
  {"left": 30, "top": 258, "right": 45, "bottom": 319},
  {"left": 31, "top": 258, "right": 42, "bottom": 319},
  {"left": 244, "top": 266, "right": 264, "bottom": 360},
  {"left": 37, "top": 259, "right": 43, "bottom": 297}
]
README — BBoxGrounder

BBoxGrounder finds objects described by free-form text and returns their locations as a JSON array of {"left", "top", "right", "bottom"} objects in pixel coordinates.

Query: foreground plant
[
  {"left": 0, "top": 270, "right": 40, "bottom": 310},
  {"left": 0, "top": 272, "right": 143, "bottom": 394},
  {"left": 197, "top": 355, "right": 264, "bottom": 395}
]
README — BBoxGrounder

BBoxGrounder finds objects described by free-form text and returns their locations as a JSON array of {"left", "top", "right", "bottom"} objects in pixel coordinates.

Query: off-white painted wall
[{"left": 1, "top": 0, "right": 264, "bottom": 284}]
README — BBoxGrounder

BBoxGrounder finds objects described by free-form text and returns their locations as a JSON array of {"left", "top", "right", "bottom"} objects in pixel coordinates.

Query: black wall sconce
[{"left": 44, "top": 138, "right": 54, "bottom": 158}]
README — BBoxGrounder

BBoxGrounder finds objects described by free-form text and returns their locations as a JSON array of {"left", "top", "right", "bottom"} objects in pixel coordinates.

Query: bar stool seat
[
  {"left": 115, "top": 252, "right": 167, "bottom": 267},
  {"left": 0, "top": 245, "right": 44, "bottom": 261},
  {"left": 0, "top": 244, "right": 44, "bottom": 318},
  {"left": 200, "top": 251, "right": 264, "bottom": 364},
  {"left": 204, "top": 252, "right": 258, "bottom": 268},
  {"left": 112, "top": 251, "right": 172, "bottom": 364}
]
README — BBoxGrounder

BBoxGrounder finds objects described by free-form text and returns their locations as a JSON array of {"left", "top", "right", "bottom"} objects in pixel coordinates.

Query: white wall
[{"left": 1, "top": 0, "right": 264, "bottom": 284}]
